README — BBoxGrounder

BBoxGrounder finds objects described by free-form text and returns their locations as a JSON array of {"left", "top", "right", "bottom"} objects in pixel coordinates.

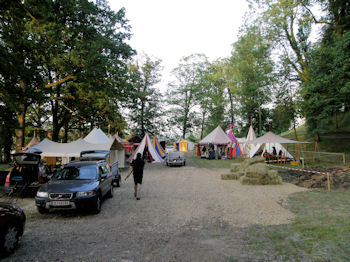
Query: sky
[{"left": 108, "top": 0, "right": 249, "bottom": 91}]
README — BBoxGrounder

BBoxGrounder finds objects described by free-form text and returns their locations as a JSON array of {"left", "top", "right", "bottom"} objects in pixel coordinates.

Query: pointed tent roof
[
  {"left": 247, "top": 131, "right": 306, "bottom": 144},
  {"left": 246, "top": 125, "right": 256, "bottom": 141},
  {"left": 84, "top": 127, "right": 111, "bottom": 144},
  {"left": 23, "top": 136, "right": 40, "bottom": 151},
  {"left": 198, "top": 126, "right": 231, "bottom": 145},
  {"left": 128, "top": 133, "right": 162, "bottom": 163}
]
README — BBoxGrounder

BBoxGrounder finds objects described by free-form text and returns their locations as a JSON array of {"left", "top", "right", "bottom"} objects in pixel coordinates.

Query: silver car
[{"left": 166, "top": 151, "right": 186, "bottom": 166}]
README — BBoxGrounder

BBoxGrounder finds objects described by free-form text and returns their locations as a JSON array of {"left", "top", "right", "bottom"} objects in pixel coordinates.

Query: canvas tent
[
  {"left": 23, "top": 136, "right": 40, "bottom": 152},
  {"left": 242, "top": 125, "right": 261, "bottom": 156},
  {"left": 128, "top": 132, "right": 163, "bottom": 163},
  {"left": 152, "top": 136, "right": 167, "bottom": 159},
  {"left": 247, "top": 131, "right": 303, "bottom": 159},
  {"left": 173, "top": 138, "right": 187, "bottom": 152},
  {"left": 198, "top": 126, "right": 231, "bottom": 145},
  {"left": 84, "top": 127, "right": 111, "bottom": 144}
]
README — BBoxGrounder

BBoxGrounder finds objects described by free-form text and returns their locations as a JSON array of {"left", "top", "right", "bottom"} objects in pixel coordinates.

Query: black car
[
  {"left": 35, "top": 160, "right": 113, "bottom": 214},
  {"left": 4, "top": 153, "right": 50, "bottom": 196},
  {"left": 0, "top": 202, "right": 26, "bottom": 257},
  {"left": 80, "top": 150, "right": 121, "bottom": 187}
]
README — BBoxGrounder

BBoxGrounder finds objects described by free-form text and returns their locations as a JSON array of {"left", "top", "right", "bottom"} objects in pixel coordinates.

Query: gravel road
[{"left": 2, "top": 159, "right": 307, "bottom": 262}]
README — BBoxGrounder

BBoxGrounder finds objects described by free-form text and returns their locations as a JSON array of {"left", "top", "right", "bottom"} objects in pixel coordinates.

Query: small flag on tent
[{"left": 229, "top": 122, "right": 235, "bottom": 128}]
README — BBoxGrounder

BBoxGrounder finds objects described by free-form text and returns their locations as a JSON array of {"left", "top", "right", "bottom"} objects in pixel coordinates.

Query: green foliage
[{"left": 127, "top": 54, "right": 164, "bottom": 137}]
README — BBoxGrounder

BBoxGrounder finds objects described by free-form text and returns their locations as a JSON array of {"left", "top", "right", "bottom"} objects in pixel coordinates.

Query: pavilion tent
[
  {"left": 23, "top": 136, "right": 40, "bottom": 152},
  {"left": 128, "top": 132, "right": 162, "bottom": 163},
  {"left": 247, "top": 131, "right": 304, "bottom": 159},
  {"left": 173, "top": 138, "right": 188, "bottom": 152},
  {"left": 152, "top": 136, "right": 167, "bottom": 159},
  {"left": 243, "top": 125, "right": 261, "bottom": 156},
  {"left": 84, "top": 127, "right": 111, "bottom": 144},
  {"left": 198, "top": 126, "right": 231, "bottom": 145}
]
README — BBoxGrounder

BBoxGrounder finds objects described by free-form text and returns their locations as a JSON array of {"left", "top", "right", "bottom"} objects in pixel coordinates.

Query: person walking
[{"left": 130, "top": 152, "right": 145, "bottom": 200}]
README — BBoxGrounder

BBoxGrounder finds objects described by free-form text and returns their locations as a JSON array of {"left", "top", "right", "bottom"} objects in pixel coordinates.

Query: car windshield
[
  {"left": 53, "top": 166, "right": 98, "bottom": 180},
  {"left": 168, "top": 152, "right": 184, "bottom": 159}
]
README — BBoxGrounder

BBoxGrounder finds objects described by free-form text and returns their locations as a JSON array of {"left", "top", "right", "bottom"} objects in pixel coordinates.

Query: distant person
[{"left": 130, "top": 153, "right": 145, "bottom": 200}]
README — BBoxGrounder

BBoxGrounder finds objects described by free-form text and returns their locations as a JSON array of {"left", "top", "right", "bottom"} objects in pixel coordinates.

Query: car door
[{"left": 98, "top": 166, "right": 108, "bottom": 196}]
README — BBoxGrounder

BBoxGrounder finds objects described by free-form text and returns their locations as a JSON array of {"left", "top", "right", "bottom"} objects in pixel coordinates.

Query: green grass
[
  {"left": 189, "top": 154, "right": 242, "bottom": 169},
  {"left": 248, "top": 190, "right": 350, "bottom": 261}
]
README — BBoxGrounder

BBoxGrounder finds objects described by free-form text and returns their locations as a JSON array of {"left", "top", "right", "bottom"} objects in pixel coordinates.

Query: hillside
[{"left": 280, "top": 112, "right": 350, "bottom": 154}]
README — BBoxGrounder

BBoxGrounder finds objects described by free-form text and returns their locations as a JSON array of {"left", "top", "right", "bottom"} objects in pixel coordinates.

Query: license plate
[{"left": 50, "top": 201, "right": 70, "bottom": 207}]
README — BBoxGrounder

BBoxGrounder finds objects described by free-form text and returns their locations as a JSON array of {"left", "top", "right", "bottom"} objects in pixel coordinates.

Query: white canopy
[
  {"left": 246, "top": 131, "right": 306, "bottom": 144},
  {"left": 128, "top": 132, "right": 162, "bottom": 163},
  {"left": 84, "top": 127, "right": 111, "bottom": 144},
  {"left": 198, "top": 126, "right": 231, "bottom": 145}
]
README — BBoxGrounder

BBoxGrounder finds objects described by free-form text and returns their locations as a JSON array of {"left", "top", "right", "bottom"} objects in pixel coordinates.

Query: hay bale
[
  {"left": 247, "top": 157, "right": 265, "bottom": 165},
  {"left": 230, "top": 163, "right": 241, "bottom": 173},
  {"left": 221, "top": 174, "right": 237, "bottom": 180},
  {"left": 267, "top": 170, "right": 278, "bottom": 179},
  {"left": 240, "top": 176, "right": 260, "bottom": 185},
  {"left": 246, "top": 163, "right": 268, "bottom": 175},
  {"left": 245, "top": 172, "right": 265, "bottom": 179}
]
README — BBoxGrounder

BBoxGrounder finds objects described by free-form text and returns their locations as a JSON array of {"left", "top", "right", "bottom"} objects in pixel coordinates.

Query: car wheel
[
  {"left": 37, "top": 207, "right": 49, "bottom": 214},
  {"left": 93, "top": 194, "right": 101, "bottom": 214},
  {"left": 1, "top": 224, "right": 19, "bottom": 255},
  {"left": 107, "top": 185, "right": 114, "bottom": 198},
  {"left": 116, "top": 176, "right": 121, "bottom": 187}
]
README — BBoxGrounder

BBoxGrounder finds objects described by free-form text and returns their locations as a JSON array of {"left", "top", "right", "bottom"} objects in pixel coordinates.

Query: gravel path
[{"left": 2, "top": 160, "right": 307, "bottom": 262}]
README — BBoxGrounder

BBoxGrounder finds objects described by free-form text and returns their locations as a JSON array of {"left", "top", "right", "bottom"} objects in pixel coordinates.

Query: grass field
[{"left": 248, "top": 190, "right": 350, "bottom": 261}]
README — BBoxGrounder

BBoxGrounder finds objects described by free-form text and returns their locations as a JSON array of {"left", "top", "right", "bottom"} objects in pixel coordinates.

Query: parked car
[
  {"left": 0, "top": 202, "right": 26, "bottom": 257},
  {"left": 166, "top": 151, "right": 186, "bottom": 166},
  {"left": 4, "top": 153, "right": 50, "bottom": 197},
  {"left": 166, "top": 145, "right": 175, "bottom": 153},
  {"left": 80, "top": 150, "right": 121, "bottom": 187},
  {"left": 35, "top": 160, "right": 113, "bottom": 214}
]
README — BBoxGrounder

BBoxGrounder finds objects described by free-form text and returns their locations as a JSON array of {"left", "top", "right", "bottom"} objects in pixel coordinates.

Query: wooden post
[
  {"left": 302, "top": 158, "right": 304, "bottom": 169},
  {"left": 298, "top": 143, "right": 301, "bottom": 162},
  {"left": 343, "top": 153, "right": 346, "bottom": 165},
  {"left": 327, "top": 173, "right": 331, "bottom": 192},
  {"left": 312, "top": 142, "right": 318, "bottom": 165}
]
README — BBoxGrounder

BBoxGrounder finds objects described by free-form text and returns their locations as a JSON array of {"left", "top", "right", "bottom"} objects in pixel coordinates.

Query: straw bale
[
  {"left": 230, "top": 163, "right": 241, "bottom": 173},
  {"left": 240, "top": 176, "right": 260, "bottom": 185},
  {"left": 246, "top": 163, "right": 268, "bottom": 175},
  {"left": 245, "top": 172, "right": 266, "bottom": 179},
  {"left": 247, "top": 157, "right": 265, "bottom": 165},
  {"left": 267, "top": 170, "right": 278, "bottom": 179},
  {"left": 221, "top": 174, "right": 237, "bottom": 180}
]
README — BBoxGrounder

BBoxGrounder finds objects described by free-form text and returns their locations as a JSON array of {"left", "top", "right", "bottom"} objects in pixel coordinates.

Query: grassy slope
[{"left": 280, "top": 112, "right": 350, "bottom": 154}]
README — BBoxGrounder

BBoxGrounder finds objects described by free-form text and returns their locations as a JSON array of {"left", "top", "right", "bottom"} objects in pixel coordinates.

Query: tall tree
[
  {"left": 230, "top": 26, "right": 274, "bottom": 135},
  {"left": 127, "top": 54, "right": 164, "bottom": 137},
  {"left": 167, "top": 54, "right": 207, "bottom": 138}
]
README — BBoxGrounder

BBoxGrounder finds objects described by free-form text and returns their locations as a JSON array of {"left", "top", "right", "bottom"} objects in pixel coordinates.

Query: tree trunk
[
  {"left": 15, "top": 103, "right": 27, "bottom": 152},
  {"left": 293, "top": 121, "right": 298, "bottom": 141}
]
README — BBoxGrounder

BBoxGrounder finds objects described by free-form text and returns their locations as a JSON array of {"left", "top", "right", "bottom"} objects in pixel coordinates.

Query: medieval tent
[
  {"left": 198, "top": 126, "right": 231, "bottom": 145},
  {"left": 84, "top": 127, "right": 111, "bottom": 144},
  {"left": 152, "top": 136, "right": 167, "bottom": 159},
  {"left": 242, "top": 125, "right": 261, "bottom": 156},
  {"left": 23, "top": 135, "right": 40, "bottom": 152},
  {"left": 173, "top": 138, "right": 188, "bottom": 152},
  {"left": 128, "top": 132, "right": 163, "bottom": 163},
  {"left": 247, "top": 131, "right": 304, "bottom": 159},
  {"left": 32, "top": 135, "right": 125, "bottom": 167}
]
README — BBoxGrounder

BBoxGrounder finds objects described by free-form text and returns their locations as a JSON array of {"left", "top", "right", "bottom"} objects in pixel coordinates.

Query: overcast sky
[{"left": 108, "top": 0, "right": 249, "bottom": 90}]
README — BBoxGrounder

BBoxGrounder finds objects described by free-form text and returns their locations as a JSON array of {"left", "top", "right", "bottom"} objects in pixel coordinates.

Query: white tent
[
  {"left": 128, "top": 132, "right": 162, "bottom": 163},
  {"left": 32, "top": 137, "right": 125, "bottom": 167},
  {"left": 84, "top": 127, "right": 111, "bottom": 144},
  {"left": 198, "top": 126, "right": 231, "bottom": 145},
  {"left": 247, "top": 131, "right": 304, "bottom": 159},
  {"left": 243, "top": 125, "right": 261, "bottom": 156}
]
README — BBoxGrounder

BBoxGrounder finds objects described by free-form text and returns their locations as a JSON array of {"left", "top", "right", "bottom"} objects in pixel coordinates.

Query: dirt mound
[{"left": 278, "top": 169, "right": 350, "bottom": 190}]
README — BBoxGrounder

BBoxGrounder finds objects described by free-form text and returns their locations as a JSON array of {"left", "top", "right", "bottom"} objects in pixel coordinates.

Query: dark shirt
[{"left": 131, "top": 158, "right": 145, "bottom": 176}]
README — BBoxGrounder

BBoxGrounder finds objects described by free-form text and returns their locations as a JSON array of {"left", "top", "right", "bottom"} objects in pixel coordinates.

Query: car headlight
[
  {"left": 36, "top": 191, "right": 48, "bottom": 198},
  {"left": 76, "top": 190, "right": 96, "bottom": 197}
]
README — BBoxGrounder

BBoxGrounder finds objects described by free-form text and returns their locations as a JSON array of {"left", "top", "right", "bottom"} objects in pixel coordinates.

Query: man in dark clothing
[{"left": 130, "top": 153, "right": 145, "bottom": 200}]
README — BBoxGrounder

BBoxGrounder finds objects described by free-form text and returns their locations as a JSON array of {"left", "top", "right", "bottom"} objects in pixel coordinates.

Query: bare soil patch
[{"left": 1, "top": 161, "right": 306, "bottom": 262}]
